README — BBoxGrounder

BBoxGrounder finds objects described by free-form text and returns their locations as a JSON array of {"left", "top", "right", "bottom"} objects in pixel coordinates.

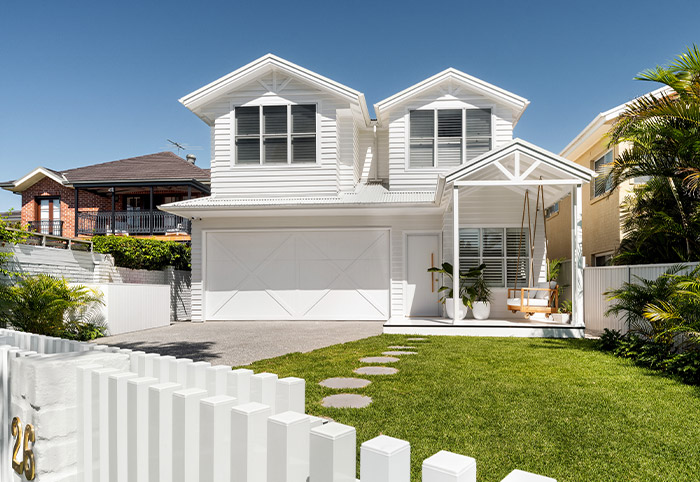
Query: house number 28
[{"left": 11, "top": 417, "right": 36, "bottom": 480}]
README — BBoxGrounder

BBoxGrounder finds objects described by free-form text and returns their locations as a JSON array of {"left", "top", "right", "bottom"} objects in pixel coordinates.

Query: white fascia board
[
  {"left": 374, "top": 68, "right": 529, "bottom": 125},
  {"left": 159, "top": 204, "right": 444, "bottom": 219},
  {"left": 6, "top": 167, "right": 67, "bottom": 192},
  {"left": 559, "top": 86, "right": 673, "bottom": 158},
  {"left": 179, "top": 54, "right": 371, "bottom": 127}
]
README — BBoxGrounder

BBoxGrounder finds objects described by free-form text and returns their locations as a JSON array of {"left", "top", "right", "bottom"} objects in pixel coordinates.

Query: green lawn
[{"left": 243, "top": 335, "right": 700, "bottom": 482}]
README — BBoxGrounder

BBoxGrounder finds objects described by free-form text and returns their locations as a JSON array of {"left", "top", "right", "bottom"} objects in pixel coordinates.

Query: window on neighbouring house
[
  {"left": 459, "top": 227, "right": 529, "bottom": 288},
  {"left": 545, "top": 202, "right": 559, "bottom": 218},
  {"left": 235, "top": 104, "right": 316, "bottom": 165},
  {"left": 593, "top": 253, "right": 613, "bottom": 267},
  {"left": 409, "top": 108, "right": 491, "bottom": 168},
  {"left": 591, "top": 151, "right": 614, "bottom": 198}
]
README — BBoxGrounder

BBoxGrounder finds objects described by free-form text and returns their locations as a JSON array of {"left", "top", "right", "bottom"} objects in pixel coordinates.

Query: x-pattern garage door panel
[{"left": 205, "top": 230, "right": 390, "bottom": 320}]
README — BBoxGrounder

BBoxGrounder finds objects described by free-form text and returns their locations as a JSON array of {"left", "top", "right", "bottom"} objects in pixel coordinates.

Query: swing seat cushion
[{"left": 507, "top": 297, "right": 550, "bottom": 308}]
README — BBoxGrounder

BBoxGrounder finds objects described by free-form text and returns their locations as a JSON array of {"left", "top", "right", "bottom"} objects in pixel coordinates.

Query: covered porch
[{"left": 387, "top": 139, "right": 595, "bottom": 337}]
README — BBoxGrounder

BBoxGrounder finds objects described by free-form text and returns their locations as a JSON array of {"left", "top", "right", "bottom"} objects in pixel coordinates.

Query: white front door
[{"left": 405, "top": 234, "right": 440, "bottom": 317}]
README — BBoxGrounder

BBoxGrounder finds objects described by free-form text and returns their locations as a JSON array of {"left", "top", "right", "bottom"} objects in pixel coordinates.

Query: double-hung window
[
  {"left": 409, "top": 108, "right": 491, "bottom": 168},
  {"left": 235, "top": 104, "right": 316, "bottom": 165},
  {"left": 459, "top": 227, "right": 529, "bottom": 287},
  {"left": 591, "top": 150, "right": 614, "bottom": 198}
]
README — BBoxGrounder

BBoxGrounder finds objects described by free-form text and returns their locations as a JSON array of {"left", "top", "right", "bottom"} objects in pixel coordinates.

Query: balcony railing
[
  {"left": 27, "top": 220, "right": 63, "bottom": 237},
  {"left": 76, "top": 211, "right": 190, "bottom": 236}
]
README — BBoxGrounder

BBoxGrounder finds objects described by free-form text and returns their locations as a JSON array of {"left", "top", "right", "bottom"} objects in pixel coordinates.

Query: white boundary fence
[
  {"left": 583, "top": 262, "right": 699, "bottom": 334},
  {"left": 0, "top": 329, "right": 557, "bottom": 482}
]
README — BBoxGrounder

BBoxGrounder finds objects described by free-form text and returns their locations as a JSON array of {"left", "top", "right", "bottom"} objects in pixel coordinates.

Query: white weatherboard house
[{"left": 164, "top": 54, "right": 594, "bottom": 337}]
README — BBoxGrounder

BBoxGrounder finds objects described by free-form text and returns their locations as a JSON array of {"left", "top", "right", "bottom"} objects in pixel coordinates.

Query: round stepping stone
[
  {"left": 387, "top": 345, "right": 417, "bottom": 350},
  {"left": 360, "top": 356, "right": 399, "bottom": 363},
  {"left": 319, "top": 377, "right": 371, "bottom": 389},
  {"left": 383, "top": 351, "right": 417, "bottom": 356},
  {"left": 321, "top": 394, "right": 372, "bottom": 408},
  {"left": 407, "top": 337, "right": 428, "bottom": 341},
  {"left": 354, "top": 366, "right": 398, "bottom": 375}
]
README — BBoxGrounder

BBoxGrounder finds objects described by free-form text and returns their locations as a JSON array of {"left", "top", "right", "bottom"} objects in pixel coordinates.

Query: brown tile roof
[{"left": 60, "top": 151, "right": 210, "bottom": 183}]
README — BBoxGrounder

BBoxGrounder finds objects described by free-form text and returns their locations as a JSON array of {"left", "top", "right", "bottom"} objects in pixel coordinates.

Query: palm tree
[{"left": 606, "top": 45, "right": 700, "bottom": 261}]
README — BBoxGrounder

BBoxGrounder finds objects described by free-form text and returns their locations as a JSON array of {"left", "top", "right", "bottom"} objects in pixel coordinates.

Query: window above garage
[{"left": 234, "top": 104, "right": 317, "bottom": 166}]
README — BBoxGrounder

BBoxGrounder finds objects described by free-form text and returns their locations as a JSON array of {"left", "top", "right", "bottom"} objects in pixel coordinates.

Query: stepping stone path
[
  {"left": 319, "top": 377, "right": 371, "bottom": 389},
  {"left": 321, "top": 394, "right": 372, "bottom": 408},
  {"left": 360, "top": 356, "right": 399, "bottom": 363},
  {"left": 387, "top": 345, "right": 417, "bottom": 350},
  {"left": 354, "top": 366, "right": 399, "bottom": 375},
  {"left": 382, "top": 351, "right": 417, "bottom": 356}
]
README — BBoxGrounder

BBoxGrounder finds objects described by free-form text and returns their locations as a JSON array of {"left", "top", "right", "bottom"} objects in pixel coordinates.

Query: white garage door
[{"left": 204, "top": 229, "right": 390, "bottom": 320}]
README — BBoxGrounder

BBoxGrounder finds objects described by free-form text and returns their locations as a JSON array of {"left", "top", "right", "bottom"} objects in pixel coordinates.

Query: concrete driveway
[{"left": 95, "top": 321, "right": 384, "bottom": 366}]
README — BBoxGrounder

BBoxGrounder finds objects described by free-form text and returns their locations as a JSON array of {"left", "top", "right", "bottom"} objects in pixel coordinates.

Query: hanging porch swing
[{"left": 506, "top": 185, "right": 559, "bottom": 318}]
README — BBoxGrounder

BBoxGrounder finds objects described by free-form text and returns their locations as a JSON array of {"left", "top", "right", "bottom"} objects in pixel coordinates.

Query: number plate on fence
[{"left": 11, "top": 417, "right": 36, "bottom": 480}]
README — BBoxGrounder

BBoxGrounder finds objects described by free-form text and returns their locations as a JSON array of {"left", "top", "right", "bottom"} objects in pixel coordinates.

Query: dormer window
[
  {"left": 409, "top": 108, "right": 491, "bottom": 168},
  {"left": 235, "top": 104, "right": 316, "bottom": 165}
]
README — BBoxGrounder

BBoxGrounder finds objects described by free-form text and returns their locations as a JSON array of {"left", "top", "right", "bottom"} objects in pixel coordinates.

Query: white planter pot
[
  {"left": 549, "top": 281, "right": 558, "bottom": 290},
  {"left": 445, "top": 298, "right": 468, "bottom": 320},
  {"left": 552, "top": 313, "right": 571, "bottom": 324},
  {"left": 472, "top": 301, "right": 491, "bottom": 320}
]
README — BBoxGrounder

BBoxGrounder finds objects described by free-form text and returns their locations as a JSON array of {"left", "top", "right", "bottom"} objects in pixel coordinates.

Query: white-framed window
[
  {"left": 593, "top": 252, "right": 613, "bottom": 267},
  {"left": 545, "top": 202, "right": 559, "bottom": 218},
  {"left": 459, "top": 227, "right": 529, "bottom": 287},
  {"left": 409, "top": 108, "right": 491, "bottom": 168},
  {"left": 591, "top": 150, "right": 614, "bottom": 198},
  {"left": 234, "top": 104, "right": 316, "bottom": 165}
]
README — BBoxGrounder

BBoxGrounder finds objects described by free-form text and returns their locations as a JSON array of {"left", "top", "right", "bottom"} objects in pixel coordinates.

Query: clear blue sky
[{"left": 1, "top": 0, "right": 698, "bottom": 211}]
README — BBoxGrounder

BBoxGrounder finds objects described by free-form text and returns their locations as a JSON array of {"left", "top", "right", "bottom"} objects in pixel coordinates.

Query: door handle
[{"left": 431, "top": 253, "right": 435, "bottom": 292}]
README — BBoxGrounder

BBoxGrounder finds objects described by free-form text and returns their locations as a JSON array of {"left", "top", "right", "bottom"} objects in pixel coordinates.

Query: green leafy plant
[
  {"left": 428, "top": 262, "right": 485, "bottom": 308},
  {"left": 472, "top": 274, "right": 492, "bottom": 303},
  {"left": 92, "top": 236, "right": 191, "bottom": 271},
  {"left": 0, "top": 211, "right": 29, "bottom": 277},
  {"left": 547, "top": 258, "right": 566, "bottom": 282},
  {"left": 0, "top": 274, "right": 105, "bottom": 340},
  {"left": 559, "top": 300, "right": 572, "bottom": 314}
]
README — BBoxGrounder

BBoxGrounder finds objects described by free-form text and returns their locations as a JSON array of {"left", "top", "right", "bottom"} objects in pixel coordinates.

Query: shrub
[
  {"left": 0, "top": 211, "right": 29, "bottom": 277},
  {"left": 92, "top": 236, "right": 191, "bottom": 271},
  {"left": 597, "top": 328, "right": 623, "bottom": 351},
  {"left": 0, "top": 274, "right": 106, "bottom": 340}
]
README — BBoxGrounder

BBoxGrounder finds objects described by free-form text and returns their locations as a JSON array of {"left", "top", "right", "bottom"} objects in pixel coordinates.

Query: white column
[
  {"left": 422, "top": 450, "right": 476, "bottom": 482},
  {"left": 310, "top": 422, "right": 356, "bottom": 482},
  {"left": 153, "top": 355, "right": 175, "bottom": 382},
  {"left": 172, "top": 387, "right": 208, "bottom": 482},
  {"left": 571, "top": 183, "right": 584, "bottom": 327},
  {"left": 227, "top": 368, "right": 253, "bottom": 404},
  {"left": 94, "top": 367, "right": 121, "bottom": 482},
  {"left": 199, "top": 395, "right": 237, "bottom": 482},
  {"left": 127, "top": 376, "right": 158, "bottom": 482},
  {"left": 76, "top": 364, "right": 102, "bottom": 482},
  {"left": 230, "top": 402, "right": 271, "bottom": 482},
  {"left": 171, "top": 357, "right": 193, "bottom": 385},
  {"left": 137, "top": 353, "right": 160, "bottom": 377},
  {"left": 129, "top": 351, "right": 146, "bottom": 372},
  {"left": 452, "top": 185, "right": 460, "bottom": 324},
  {"left": 360, "top": 435, "right": 410, "bottom": 482},
  {"left": 148, "top": 382, "right": 181, "bottom": 482},
  {"left": 251, "top": 372, "right": 278, "bottom": 413},
  {"left": 186, "top": 360, "right": 211, "bottom": 389},
  {"left": 276, "top": 377, "right": 305, "bottom": 414},
  {"left": 205, "top": 365, "right": 231, "bottom": 396},
  {"left": 268, "top": 411, "right": 311, "bottom": 482},
  {"left": 108, "top": 371, "right": 138, "bottom": 482}
]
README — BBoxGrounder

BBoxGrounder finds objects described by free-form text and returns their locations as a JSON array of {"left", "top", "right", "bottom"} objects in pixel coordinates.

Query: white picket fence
[
  {"left": 583, "top": 262, "right": 699, "bottom": 334},
  {"left": 0, "top": 329, "right": 556, "bottom": 482}
]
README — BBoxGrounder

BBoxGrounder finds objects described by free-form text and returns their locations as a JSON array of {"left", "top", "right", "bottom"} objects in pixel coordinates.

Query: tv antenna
[{"left": 167, "top": 139, "right": 187, "bottom": 155}]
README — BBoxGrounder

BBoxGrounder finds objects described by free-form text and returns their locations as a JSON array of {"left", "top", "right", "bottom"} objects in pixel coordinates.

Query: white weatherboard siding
[
  {"left": 386, "top": 88, "right": 514, "bottom": 191},
  {"left": 202, "top": 75, "right": 360, "bottom": 197},
  {"left": 190, "top": 213, "right": 443, "bottom": 322}
]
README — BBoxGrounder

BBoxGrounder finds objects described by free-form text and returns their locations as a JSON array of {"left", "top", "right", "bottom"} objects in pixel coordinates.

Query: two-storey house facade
[{"left": 164, "top": 55, "right": 593, "bottom": 334}]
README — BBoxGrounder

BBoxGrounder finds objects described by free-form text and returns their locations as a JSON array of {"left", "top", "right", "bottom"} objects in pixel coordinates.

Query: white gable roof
[
  {"left": 1, "top": 167, "right": 66, "bottom": 193},
  {"left": 373, "top": 68, "right": 530, "bottom": 125},
  {"left": 179, "top": 54, "right": 371, "bottom": 126}
]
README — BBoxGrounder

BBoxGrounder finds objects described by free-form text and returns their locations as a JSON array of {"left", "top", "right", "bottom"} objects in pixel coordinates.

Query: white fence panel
[{"left": 583, "top": 262, "right": 699, "bottom": 334}]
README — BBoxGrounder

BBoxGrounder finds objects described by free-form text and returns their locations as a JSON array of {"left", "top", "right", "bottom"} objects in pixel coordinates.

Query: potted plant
[
  {"left": 547, "top": 258, "right": 565, "bottom": 290},
  {"left": 428, "top": 262, "right": 485, "bottom": 319},
  {"left": 552, "top": 300, "right": 572, "bottom": 323},
  {"left": 470, "top": 274, "right": 492, "bottom": 320}
]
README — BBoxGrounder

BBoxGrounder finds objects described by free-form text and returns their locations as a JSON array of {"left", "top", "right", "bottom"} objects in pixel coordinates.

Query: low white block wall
[{"left": 85, "top": 283, "right": 170, "bottom": 336}]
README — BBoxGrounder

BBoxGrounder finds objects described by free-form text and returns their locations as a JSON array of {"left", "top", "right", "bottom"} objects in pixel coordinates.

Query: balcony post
[
  {"left": 149, "top": 186, "right": 154, "bottom": 236},
  {"left": 74, "top": 188, "right": 79, "bottom": 238},
  {"left": 110, "top": 187, "right": 116, "bottom": 235},
  {"left": 187, "top": 186, "right": 192, "bottom": 234}
]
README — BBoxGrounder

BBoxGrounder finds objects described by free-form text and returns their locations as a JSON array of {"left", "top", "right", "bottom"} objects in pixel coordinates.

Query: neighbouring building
[
  {"left": 163, "top": 54, "right": 593, "bottom": 333},
  {"left": 1, "top": 151, "right": 210, "bottom": 241},
  {"left": 546, "top": 87, "right": 669, "bottom": 266}
]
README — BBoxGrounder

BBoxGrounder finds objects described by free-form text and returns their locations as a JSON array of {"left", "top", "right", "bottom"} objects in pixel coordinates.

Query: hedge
[{"left": 92, "top": 236, "right": 190, "bottom": 271}]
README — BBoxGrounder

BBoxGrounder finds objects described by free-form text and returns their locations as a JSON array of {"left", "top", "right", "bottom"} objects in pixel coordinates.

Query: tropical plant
[
  {"left": 546, "top": 258, "right": 566, "bottom": 282},
  {"left": 0, "top": 211, "right": 29, "bottom": 277},
  {"left": 559, "top": 300, "right": 572, "bottom": 314},
  {"left": 428, "top": 262, "right": 485, "bottom": 308},
  {"left": 606, "top": 45, "right": 700, "bottom": 263},
  {"left": 0, "top": 275, "right": 105, "bottom": 340},
  {"left": 471, "top": 274, "right": 492, "bottom": 303}
]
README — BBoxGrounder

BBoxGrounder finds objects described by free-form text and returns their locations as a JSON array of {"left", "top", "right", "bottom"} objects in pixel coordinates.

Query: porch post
[
  {"left": 452, "top": 185, "right": 460, "bottom": 325},
  {"left": 74, "top": 188, "right": 79, "bottom": 238},
  {"left": 110, "top": 187, "right": 116, "bottom": 236},
  {"left": 187, "top": 186, "right": 192, "bottom": 235},
  {"left": 149, "top": 186, "right": 154, "bottom": 236},
  {"left": 571, "top": 184, "right": 584, "bottom": 327}
]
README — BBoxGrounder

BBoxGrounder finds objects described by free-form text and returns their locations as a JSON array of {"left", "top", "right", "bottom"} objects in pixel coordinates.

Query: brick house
[{"left": 1, "top": 151, "right": 210, "bottom": 240}]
